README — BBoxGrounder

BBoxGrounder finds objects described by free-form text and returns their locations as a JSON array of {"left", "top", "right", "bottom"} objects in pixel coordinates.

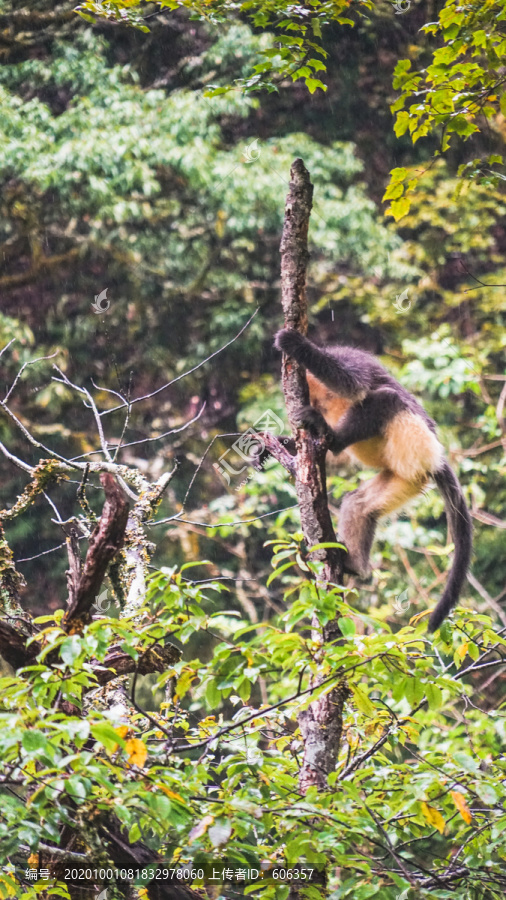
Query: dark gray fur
[
  {"left": 275, "top": 329, "right": 436, "bottom": 434},
  {"left": 274, "top": 329, "right": 473, "bottom": 632}
]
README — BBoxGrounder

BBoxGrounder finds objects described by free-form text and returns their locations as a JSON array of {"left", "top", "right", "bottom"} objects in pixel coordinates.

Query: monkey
[{"left": 273, "top": 328, "right": 473, "bottom": 632}]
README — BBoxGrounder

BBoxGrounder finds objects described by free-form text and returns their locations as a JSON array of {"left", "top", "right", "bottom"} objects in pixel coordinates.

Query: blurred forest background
[{"left": 1, "top": 0, "right": 505, "bottom": 626}]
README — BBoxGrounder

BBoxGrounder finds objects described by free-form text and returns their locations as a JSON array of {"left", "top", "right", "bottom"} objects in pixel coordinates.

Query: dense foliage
[{"left": 1, "top": 1, "right": 506, "bottom": 899}]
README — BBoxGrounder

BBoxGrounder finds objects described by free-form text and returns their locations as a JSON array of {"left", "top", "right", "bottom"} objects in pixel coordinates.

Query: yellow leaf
[
  {"left": 457, "top": 642, "right": 469, "bottom": 659},
  {"left": 125, "top": 738, "right": 147, "bottom": 767},
  {"left": 188, "top": 814, "right": 214, "bottom": 844},
  {"left": 421, "top": 801, "right": 445, "bottom": 834},
  {"left": 116, "top": 725, "right": 130, "bottom": 739},
  {"left": 450, "top": 790, "right": 472, "bottom": 824},
  {"left": 158, "top": 785, "right": 185, "bottom": 803},
  {"left": 386, "top": 196, "right": 411, "bottom": 221},
  {"left": 0, "top": 875, "right": 17, "bottom": 898},
  {"left": 24, "top": 759, "right": 37, "bottom": 781}
]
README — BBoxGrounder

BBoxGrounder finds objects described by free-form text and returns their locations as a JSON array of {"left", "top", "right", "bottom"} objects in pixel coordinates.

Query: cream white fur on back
[{"left": 384, "top": 411, "right": 444, "bottom": 481}]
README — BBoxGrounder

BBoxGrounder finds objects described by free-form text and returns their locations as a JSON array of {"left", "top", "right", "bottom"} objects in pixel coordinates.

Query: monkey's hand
[
  {"left": 296, "top": 405, "right": 331, "bottom": 440},
  {"left": 274, "top": 328, "right": 308, "bottom": 358}
]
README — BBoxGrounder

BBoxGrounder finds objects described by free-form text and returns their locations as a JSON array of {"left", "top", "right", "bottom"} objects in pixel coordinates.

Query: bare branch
[
  {"left": 3, "top": 352, "right": 58, "bottom": 404},
  {"left": 0, "top": 401, "right": 72, "bottom": 465},
  {"left": 100, "top": 308, "right": 260, "bottom": 417},
  {"left": 152, "top": 505, "right": 297, "bottom": 528},
  {"left": 98, "top": 403, "right": 206, "bottom": 455},
  {"left": 467, "top": 571, "right": 506, "bottom": 628},
  {"left": 496, "top": 380, "right": 506, "bottom": 442},
  {"left": 0, "top": 439, "right": 32, "bottom": 473},
  {"left": 252, "top": 432, "right": 297, "bottom": 476},
  {"left": 52, "top": 365, "right": 112, "bottom": 461},
  {"left": 0, "top": 339, "right": 16, "bottom": 359},
  {"left": 64, "top": 525, "right": 83, "bottom": 611}
]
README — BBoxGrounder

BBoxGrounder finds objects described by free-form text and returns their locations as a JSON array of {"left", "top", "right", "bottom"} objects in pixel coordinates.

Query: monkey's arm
[
  {"left": 275, "top": 329, "right": 372, "bottom": 398},
  {"left": 301, "top": 388, "right": 405, "bottom": 455}
]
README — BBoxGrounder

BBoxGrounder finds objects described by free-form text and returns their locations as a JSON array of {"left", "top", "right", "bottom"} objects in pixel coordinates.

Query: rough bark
[
  {"left": 279, "top": 159, "right": 342, "bottom": 585},
  {"left": 278, "top": 159, "right": 347, "bottom": 799},
  {"left": 63, "top": 473, "right": 129, "bottom": 631},
  {"left": 0, "top": 620, "right": 39, "bottom": 669},
  {"left": 95, "top": 643, "right": 180, "bottom": 686},
  {"left": 98, "top": 817, "right": 205, "bottom": 900},
  {"left": 0, "top": 616, "right": 179, "bottom": 686}
]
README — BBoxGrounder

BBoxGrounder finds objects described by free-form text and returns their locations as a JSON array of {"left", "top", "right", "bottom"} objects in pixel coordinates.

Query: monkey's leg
[{"left": 339, "top": 472, "right": 423, "bottom": 577}]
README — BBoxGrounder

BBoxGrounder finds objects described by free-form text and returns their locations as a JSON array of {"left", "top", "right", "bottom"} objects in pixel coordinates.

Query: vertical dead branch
[
  {"left": 64, "top": 524, "right": 82, "bottom": 610},
  {"left": 279, "top": 159, "right": 342, "bottom": 585},
  {"left": 63, "top": 473, "right": 129, "bottom": 630},
  {"left": 279, "top": 159, "right": 348, "bottom": 797}
]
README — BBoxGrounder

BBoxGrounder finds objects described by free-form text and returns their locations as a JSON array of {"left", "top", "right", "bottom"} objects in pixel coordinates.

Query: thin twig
[
  {"left": 4, "top": 351, "right": 58, "bottom": 403},
  {"left": 100, "top": 308, "right": 259, "bottom": 417},
  {"left": 152, "top": 505, "right": 298, "bottom": 528},
  {"left": 467, "top": 571, "right": 506, "bottom": 628}
]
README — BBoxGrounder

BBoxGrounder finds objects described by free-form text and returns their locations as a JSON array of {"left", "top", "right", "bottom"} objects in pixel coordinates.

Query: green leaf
[
  {"left": 65, "top": 776, "right": 90, "bottom": 803},
  {"left": 292, "top": 67, "right": 312, "bottom": 80},
  {"left": 91, "top": 722, "right": 124, "bottom": 752},
  {"left": 266, "top": 561, "right": 295, "bottom": 586},
  {"left": 129, "top": 822, "right": 141, "bottom": 842},
  {"left": 405, "top": 677, "right": 425, "bottom": 707},
  {"left": 60, "top": 635, "right": 83, "bottom": 666},
  {"left": 305, "top": 78, "right": 326, "bottom": 94},
  {"left": 394, "top": 111, "right": 410, "bottom": 137},
  {"left": 453, "top": 752, "right": 480, "bottom": 775},
  {"left": 383, "top": 182, "right": 404, "bottom": 201},
  {"left": 22, "top": 731, "right": 47, "bottom": 753},
  {"left": 237, "top": 678, "right": 251, "bottom": 701},
  {"left": 350, "top": 684, "right": 375, "bottom": 717},
  {"left": 425, "top": 682, "right": 443, "bottom": 710},
  {"left": 206, "top": 680, "right": 221, "bottom": 709},
  {"left": 308, "top": 59, "right": 326, "bottom": 72},
  {"left": 337, "top": 617, "right": 356, "bottom": 639}
]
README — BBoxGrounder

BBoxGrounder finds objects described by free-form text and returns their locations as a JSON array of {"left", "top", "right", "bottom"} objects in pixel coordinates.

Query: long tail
[{"left": 429, "top": 460, "right": 473, "bottom": 632}]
